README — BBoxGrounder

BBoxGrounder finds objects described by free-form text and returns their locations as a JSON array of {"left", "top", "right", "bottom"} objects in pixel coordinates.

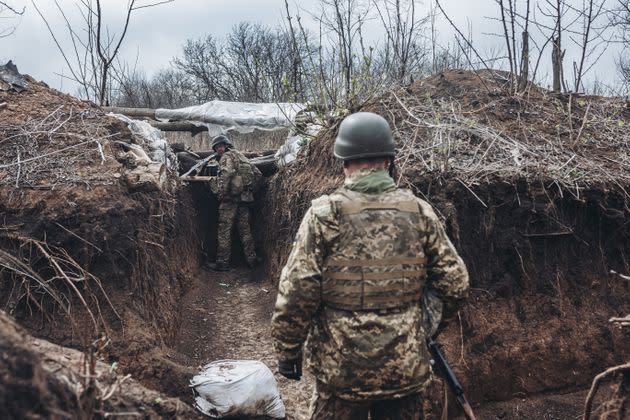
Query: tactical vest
[{"left": 322, "top": 192, "right": 427, "bottom": 311}]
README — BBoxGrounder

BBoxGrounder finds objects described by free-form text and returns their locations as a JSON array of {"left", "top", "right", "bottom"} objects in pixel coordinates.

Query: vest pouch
[
  {"left": 209, "top": 177, "right": 219, "bottom": 195},
  {"left": 240, "top": 191, "right": 254, "bottom": 203},
  {"left": 230, "top": 175, "right": 244, "bottom": 195}
]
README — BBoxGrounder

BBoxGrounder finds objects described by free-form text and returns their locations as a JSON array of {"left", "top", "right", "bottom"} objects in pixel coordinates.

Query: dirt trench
[
  {"left": 165, "top": 265, "right": 313, "bottom": 419},
  {"left": 2, "top": 70, "right": 629, "bottom": 418},
  {"left": 158, "top": 180, "right": 621, "bottom": 418},
  {"left": 1, "top": 170, "right": 624, "bottom": 419},
  {"left": 158, "top": 252, "right": 603, "bottom": 420}
]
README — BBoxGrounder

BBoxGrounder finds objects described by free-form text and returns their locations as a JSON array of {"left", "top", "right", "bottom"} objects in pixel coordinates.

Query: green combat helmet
[
  {"left": 212, "top": 135, "right": 233, "bottom": 151},
  {"left": 333, "top": 112, "right": 396, "bottom": 160}
]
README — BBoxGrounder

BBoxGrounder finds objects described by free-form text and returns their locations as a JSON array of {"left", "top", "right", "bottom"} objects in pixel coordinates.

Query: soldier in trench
[
  {"left": 271, "top": 112, "right": 470, "bottom": 419},
  {"left": 206, "top": 135, "right": 260, "bottom": 272}
]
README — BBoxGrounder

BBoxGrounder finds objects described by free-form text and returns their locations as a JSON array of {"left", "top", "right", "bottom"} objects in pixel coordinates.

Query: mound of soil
[
  {"left": 0, "top": 70, "right": 203, "bottom": 398},
  {"left": 261, "top": 69, "right": 630, "bottom": 409},
  {"left": 0, "top": 310, "right": 200, "bottom": 418}
]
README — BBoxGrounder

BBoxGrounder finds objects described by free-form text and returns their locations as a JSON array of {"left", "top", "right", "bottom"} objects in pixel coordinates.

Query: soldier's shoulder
[
  {"left": 394, "top": 188, "right": 439, "bottom": 219},
  {"left": 221, "top": 149, "right": 240, "bottom": 164},
  {"left": 310, "top": 194, "right": 336, "bottom": 221},
  {"left": 225, "top": 148, "right": 239, "bottom": 158},
  {"left": 232, "top": 149, "right": 249, "bottom": 160}
]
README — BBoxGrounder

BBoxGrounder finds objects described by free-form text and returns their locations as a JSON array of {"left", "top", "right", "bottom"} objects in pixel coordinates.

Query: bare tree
[
  {"left": 315, "top": 0, "right": 370, "bottom": 104},
  {"left": 283, "top": 0, "right": 306, "bottom": 101},
  {"left": 0, "top": 1, "right": 24, "bottom": 38},
  {"left": 529, "top": 0, "right": 613, "bottom": 93},
  {"left": 174, "top": 22, "right": 312, "bottom": 103},
  {"left": 373, "top": 0, "right": 429, "bottom": 84},
  {"left": 32, "top": 0, "right": 173, "bottom": 105},
  {"left": 225, "top": 22, "right": 298, "bottom": 101},
  {"left": 112, "top": 67, "right": 194, "bottom": 108},
  {"left": 490, "top": 0, "right": 532, "bottom": 91},
  {"left": 283, "top": 1, "right": 341, "bottom": 110},
  {"left": 519, "top": 0, "right": 532, "bottom": 90},
  {"left": 568, "top": 0, "right": 611, "bottom": 92},
  {"left": 173, "top": 34, "right": 228, "bottom": 102},
  {"left": 610, "top": 0, "right": 630, "bottom": 88}
]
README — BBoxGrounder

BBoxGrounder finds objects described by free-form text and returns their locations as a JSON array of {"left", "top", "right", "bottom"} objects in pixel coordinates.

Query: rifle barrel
[{"left": 427, "top": 339, "right": 477, "bottom": 420}]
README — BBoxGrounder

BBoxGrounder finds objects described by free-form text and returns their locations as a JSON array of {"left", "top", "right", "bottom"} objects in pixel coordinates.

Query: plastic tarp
[
  {"left": 190, "top": 360, "right": 285, "bottom": 418},
  {"left": 110, "top": 114, "right": 177, "bottom": 169},
  {"left": 0, "top": 61, "right": 28, "bottom": 92},
  {"left": 276, "top": 120, "right": 323, "bottom": 167},
  {"left": 155, "top": 100, "right": 305, "bottom": 133}
]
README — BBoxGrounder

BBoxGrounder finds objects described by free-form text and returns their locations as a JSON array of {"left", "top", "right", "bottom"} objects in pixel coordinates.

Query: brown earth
[
  {"left": 0, "top": 310, "right": 200, "bottom": 419},
  {"left": 0, "top": 71, "right": 204, "bottom": 415},
  {"left": 2, "top": 67, "right": 630, "bottom": 418},
  {"left": 166, "top": 266, "right": 314, "bottom": 419}
]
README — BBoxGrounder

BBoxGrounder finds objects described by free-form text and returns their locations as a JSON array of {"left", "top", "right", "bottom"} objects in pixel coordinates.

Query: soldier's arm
[
  {"left": 218, "top": 152, "right": 237, "bottom": 197},
  {"left": 271, "top": 207, "right": 326, "bottom": 363},
  {"left": 420, "top": 201, "right": 469, "bottom": 321}
]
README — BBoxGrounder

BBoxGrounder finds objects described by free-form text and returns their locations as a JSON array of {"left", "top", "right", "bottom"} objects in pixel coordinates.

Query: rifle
[
  {"left": 180, "top": 153, "right": 217, "bottom": 177},
  {"left": 427, "top": 338, "right": 477, "bottom": 420}
]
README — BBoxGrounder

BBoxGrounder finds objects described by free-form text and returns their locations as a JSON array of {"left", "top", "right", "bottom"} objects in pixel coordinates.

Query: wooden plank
[
  {"left": 180, "top": 176, "right": 215, "bottom": 182},
  {"left": 102, "top": 106, "right": 156, "bottom": 118},
  {"left": 150, "top": 121, "right": 208, "bottom": 134}
]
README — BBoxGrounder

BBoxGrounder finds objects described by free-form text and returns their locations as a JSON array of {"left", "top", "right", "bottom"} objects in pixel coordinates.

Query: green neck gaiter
[{"left": 344, "top": 169, "right": 396, "bottom": 194}]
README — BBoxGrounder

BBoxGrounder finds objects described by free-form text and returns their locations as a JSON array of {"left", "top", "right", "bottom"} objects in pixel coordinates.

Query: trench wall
[
  {"left": 0, "top": 182, "right": 203, "bottom": 363},
  {"left": 260, "top": 170, "right": 630, "bottom": 403}
]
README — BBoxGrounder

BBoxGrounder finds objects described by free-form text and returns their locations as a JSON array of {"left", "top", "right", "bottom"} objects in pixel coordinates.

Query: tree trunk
[
  {"left": 552, "top": 36, "right": 562, "bottom": 93},
  {"left": 518, "top": 31, "right": 529, "bottom": 91}
]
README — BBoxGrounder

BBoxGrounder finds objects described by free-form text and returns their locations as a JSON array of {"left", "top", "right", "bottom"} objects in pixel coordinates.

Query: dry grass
[
  {"left": 372, "top": 70, "right": 630, "bottom": 199},
  {"left": 0, "top": 229, "right": 120, "bottom": 338},
  {"left": 0, "top": 106, "right": 125, "bottom": 188}
]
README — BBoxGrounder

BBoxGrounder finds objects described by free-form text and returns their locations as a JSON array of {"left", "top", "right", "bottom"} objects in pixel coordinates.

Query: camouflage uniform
[
  {"left": 271, "top": 168, "right": 469, "bottom": 419},
  {"left": 215, "top": 148, "right": 257, "bottom": 267},
  {"left": 310, "top": 380, "right": 424, "bottom": 419}
]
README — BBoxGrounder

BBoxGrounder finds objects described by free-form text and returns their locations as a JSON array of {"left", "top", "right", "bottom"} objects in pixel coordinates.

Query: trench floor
[
  {"left": 169, "top": 266, "right": 595, "bottom": 420},
  {"left": 170, "top": 266, "right": 314, "bottom": 419}
]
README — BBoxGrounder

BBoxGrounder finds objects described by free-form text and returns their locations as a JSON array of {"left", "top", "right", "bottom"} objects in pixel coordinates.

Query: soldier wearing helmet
[
  {"left": 206, "top": 134, "right": 259, "bottom": 272},
  {"left": 271, "top": 112, "right": 469, "bottom": 419}
]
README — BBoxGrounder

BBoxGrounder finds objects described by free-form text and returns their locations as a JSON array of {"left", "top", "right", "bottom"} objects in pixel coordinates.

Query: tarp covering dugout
[{"left": 155, "top": 100, "right": 305, "bottom": 133}]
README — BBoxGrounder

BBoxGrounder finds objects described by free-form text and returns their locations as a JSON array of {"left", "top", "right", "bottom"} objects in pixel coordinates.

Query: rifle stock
[{"left": 427, "top": 339, "right": 476, "bottom": 420}]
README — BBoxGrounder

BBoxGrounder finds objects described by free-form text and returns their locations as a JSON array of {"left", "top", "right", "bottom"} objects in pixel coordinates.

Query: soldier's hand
[{"left": 278, "top": 357, "right": 302, "bottom": 380}]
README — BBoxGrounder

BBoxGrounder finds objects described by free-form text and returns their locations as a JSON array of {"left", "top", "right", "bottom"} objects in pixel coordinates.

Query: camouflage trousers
[
  {"left": 309, "top": 381, "right": 424, "bottom": 420},
  {"left": 215, "top": 201, "right": 257, "bottom": 266}
]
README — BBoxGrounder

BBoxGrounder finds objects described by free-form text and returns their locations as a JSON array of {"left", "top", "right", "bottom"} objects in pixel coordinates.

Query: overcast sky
[{"left": 0, "top": 0, "right": 625, "bottom": 97}]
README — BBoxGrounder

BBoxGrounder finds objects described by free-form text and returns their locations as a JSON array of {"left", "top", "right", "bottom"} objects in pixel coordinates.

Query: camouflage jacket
[
  {"left": 217, "top": 148, "right": 245, "bottom": 200},
  {"left": 271, "top": 169, "right": 469, "bottom": 400}
]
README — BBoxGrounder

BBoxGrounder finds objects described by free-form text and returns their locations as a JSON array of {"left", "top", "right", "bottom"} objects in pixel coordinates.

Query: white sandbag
[
  {"left": 275, "top": 117, "right": 324, "bottom": 168},
  {"left": 109, "top": 113, "right": 177, "bottom": 169},
  {"left": 190, "top": 360, "right": 285, "bottom": 418}
]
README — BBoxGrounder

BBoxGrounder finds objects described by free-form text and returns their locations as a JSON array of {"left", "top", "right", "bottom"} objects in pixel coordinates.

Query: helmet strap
[{"left": 388, "top": 159, "right": 396, "bottom": 179}]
